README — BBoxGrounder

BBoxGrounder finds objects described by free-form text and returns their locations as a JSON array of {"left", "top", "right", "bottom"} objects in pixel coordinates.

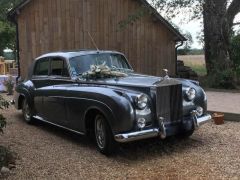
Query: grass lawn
[{"left": 178, "top": 55, "right": 207, "bottom": 76}]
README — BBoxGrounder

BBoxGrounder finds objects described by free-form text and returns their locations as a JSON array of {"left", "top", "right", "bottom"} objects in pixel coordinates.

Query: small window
[
  {"left": 50, "top": 58, "right": 69, "bottom": 77},
  {"left": 62, "top": 61, "right": 69, "bottom": 77},
  {"left": 34, "top": 58, "right": 49, "bottom": 76}
]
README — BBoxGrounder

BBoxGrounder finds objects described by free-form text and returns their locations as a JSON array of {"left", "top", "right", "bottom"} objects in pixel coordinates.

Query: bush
[
  {"left": 0, "top": 95, "right": 9, "bottom": 133},
  {"left": 0, "top": 114, "right": 6, "bottom": 134},
  {"left": 3, "top": 76, "right": 15, "bottom": 95},
  {"left": 0, "top": 96, "right": 14, "bottom": 171},
  {"left": 209, "top": 69, "right": 236, "bottom": 89}
]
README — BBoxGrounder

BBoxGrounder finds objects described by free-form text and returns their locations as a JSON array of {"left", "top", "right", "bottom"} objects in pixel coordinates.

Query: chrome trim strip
[
  {"left": 33, "top": 115, "right": 85, "bottom": 135},
  {"left": 114, "top": 128, "right": 159, "bottom": 143}
]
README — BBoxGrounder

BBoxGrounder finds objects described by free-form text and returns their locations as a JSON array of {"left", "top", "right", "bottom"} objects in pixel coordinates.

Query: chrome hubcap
[{"left": 95, "top": 116, "right": 106, "bottom": 149}]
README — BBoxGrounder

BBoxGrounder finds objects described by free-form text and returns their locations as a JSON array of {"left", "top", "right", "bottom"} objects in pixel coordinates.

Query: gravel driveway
[{"left": 0, "top": 94, "right": 240, "bottom": 179}]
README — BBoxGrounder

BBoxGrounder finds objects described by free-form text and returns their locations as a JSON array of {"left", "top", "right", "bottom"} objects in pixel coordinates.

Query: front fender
[{"left": 67, "top": 86, "right": 136, "bottom": 135}]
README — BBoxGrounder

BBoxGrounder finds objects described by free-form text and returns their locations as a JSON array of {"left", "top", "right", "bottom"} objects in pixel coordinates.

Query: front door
[
  {"left": 42, "top": 57, "right": 71, "bottom": 126},
  {"left": 32, "top": 58, "right": 51, "bottom": 118}
]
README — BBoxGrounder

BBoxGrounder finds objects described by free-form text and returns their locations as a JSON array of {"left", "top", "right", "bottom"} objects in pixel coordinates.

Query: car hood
[{"left": 92, "top": 73, "right": 180, "bottom": 87}]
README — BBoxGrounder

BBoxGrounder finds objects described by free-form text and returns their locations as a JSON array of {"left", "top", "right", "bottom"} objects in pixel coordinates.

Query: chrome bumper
[
  {"left": 114, "top": 113, "right": 212, "bottom": 143},
  {"left": 191, "top": 111, "right": 212, "bottom": 129}
]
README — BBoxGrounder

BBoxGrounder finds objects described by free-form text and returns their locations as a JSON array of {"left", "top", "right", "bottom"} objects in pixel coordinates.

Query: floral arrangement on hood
[{"left": 82, "top": 62, "right": 128, "bottom": 79}]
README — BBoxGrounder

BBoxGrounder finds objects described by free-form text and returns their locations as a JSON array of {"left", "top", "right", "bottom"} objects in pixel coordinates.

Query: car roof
[{"left": 36, "top": 50, "right": 124, "bottom": 60}]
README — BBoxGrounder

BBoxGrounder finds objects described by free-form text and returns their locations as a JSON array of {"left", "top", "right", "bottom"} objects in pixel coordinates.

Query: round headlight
[
  {"left": 185, "top": 87, "right": 196, "bottom": 101},
  {"left": 137, "top": 118, "right": 146, "bottom": 129},
  {"left": 196, "top": 106, "right": 203, "bottom": 117},
  {"left": 135, "top": 94, "right": 148, "bottom": 109}
]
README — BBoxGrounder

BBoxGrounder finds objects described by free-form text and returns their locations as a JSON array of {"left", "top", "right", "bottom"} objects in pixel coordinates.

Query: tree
[
  {"left": 230, "top": 34, "right": 240, "bottom": 80},
  {"left": 178, "top": 31, "right": 193, "bottom": 55},
  {"left": 0, "top": 0, "right": 22, "bottom": 56},
  {"left": 0, "top": 21, "right": 16, "bottom": 55},
  {"left": 150, "top": 0, "right": 240, "bottom": 87},
  {"left": 170, "top": 23, "right": 193, "bottom": 55}
]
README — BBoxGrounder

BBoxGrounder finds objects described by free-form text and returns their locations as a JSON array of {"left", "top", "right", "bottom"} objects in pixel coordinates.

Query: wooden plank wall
[{"left": 18, "top": 0, "right": 177, "bottom": 78}]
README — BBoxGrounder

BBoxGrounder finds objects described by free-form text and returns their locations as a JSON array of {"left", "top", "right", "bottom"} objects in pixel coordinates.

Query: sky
[
  {"left": 172, "top": 18, "right": 203, "bottom": 49},
  {"left": 171, "top": 13, "right": 240, "bottom": 49}
]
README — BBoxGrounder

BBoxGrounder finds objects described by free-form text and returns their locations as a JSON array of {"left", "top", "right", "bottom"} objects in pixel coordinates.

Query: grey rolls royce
[{"left": 14, "top": 50, "right": 212, "bottom": 155}]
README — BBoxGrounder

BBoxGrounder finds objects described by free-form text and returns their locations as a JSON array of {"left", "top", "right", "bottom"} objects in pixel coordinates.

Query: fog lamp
[{"left": 137, "top": 118, "right": 146, "bottom": 129}]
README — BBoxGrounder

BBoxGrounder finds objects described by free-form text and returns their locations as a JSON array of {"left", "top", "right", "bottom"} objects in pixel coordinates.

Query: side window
[
  {"left": 34, "top": 58, "right": 49, "bottom": 76},
  {"left": 62, "top": 61, "right": 69, "bottom": 77},
  {"left": 50, "top": 58, "right": 69, "bottom": 77}
]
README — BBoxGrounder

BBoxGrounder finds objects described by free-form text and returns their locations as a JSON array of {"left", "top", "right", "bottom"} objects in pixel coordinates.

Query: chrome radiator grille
[{"left": 156, "top": 84, "right": 183, "bottom": 123}]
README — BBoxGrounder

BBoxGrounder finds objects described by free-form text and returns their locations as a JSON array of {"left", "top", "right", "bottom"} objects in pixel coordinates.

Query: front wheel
[
  {"left": 22, "top": 99, "right": 34, "bottom": 124},
  {"left": 94, "top": 114, "right": 117, "bottom": 155}
]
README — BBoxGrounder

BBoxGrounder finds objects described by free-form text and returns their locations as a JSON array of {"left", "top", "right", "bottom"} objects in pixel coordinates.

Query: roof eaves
[
  {"left": 7, "top": 0, "right": 31, "bottom": 22},
  {"left": 139, "top": 0, "right": 187, "bottom": 41}
]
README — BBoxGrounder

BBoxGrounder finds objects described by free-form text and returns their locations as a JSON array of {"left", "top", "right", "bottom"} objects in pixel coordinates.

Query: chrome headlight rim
[
  {"left": 135, "top": 94, "right": 148, "bottom": 110},
  {"left": 185, "top": 87, "right": 196, "bottom": 101}
]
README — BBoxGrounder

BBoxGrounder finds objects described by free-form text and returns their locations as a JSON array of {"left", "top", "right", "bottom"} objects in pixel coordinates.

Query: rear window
[{"left": 34, "top": 58, "right": 49, "bottom": 76}]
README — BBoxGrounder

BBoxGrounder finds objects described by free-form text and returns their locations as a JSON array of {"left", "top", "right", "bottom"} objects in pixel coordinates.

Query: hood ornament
[{"left": 163, "top": 69, "right": 169, "bottom": 79}]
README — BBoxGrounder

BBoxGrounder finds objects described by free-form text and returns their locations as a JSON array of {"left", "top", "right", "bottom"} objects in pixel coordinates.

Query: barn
[{"left": 8, "top": 0, "right": 186, "bottom": 79}]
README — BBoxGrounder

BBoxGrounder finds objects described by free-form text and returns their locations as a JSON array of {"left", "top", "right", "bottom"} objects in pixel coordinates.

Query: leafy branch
[{"left": 233, "top": 22, "right": 240, "bottom": 26}]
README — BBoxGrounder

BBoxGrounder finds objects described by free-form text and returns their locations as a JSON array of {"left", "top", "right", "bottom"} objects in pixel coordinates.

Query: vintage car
[{"left": 14, "top": 50, "right": 212, "bottom": 154}]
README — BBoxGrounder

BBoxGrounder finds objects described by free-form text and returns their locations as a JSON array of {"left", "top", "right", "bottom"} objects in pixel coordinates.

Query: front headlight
[
  {"left": 135, "top": 94, "right": 148, "bottom": 110},
  {"left": 185, "top": 87, "right": 196, "bottom": 101}
]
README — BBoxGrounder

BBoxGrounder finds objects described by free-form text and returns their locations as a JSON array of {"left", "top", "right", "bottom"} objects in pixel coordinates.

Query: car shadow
[
  {"left": 16, "top": 114, "right": 208, "bottom": 162},
  {"left": 114, "top": 136, "right": 206, "bottom": 162},
  {"left": 15, "top": 114, "right": 96, "bottom": 149}
]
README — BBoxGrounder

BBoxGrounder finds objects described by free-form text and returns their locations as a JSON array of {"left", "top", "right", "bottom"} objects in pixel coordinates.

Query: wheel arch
[
  {"left": 18, "top": 94, "right": 25, "bottom": 109},
  {"left": 17, "top": 91, "right": 32, "bottom": 110},
  {"left": 84, "top": 106, "right": 116, "bottom": 137}
]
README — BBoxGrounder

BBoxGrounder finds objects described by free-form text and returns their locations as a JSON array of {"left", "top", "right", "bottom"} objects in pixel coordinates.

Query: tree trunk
[{"left": 203, "top": 0, "right": 233, "bottom": 76}]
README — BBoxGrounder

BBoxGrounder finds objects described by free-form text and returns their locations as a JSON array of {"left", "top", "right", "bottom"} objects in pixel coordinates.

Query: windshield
[{"left": 69, "top": 53, "right": 132, "bottom": 76}]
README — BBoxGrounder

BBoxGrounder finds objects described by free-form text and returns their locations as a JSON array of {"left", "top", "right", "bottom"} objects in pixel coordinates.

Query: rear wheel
[
  {"left": 94, "top": 114, "right": 116, "bottom": 155},
  {"left": 22, "top": 99, "right": 34, "bottom": 124}
]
